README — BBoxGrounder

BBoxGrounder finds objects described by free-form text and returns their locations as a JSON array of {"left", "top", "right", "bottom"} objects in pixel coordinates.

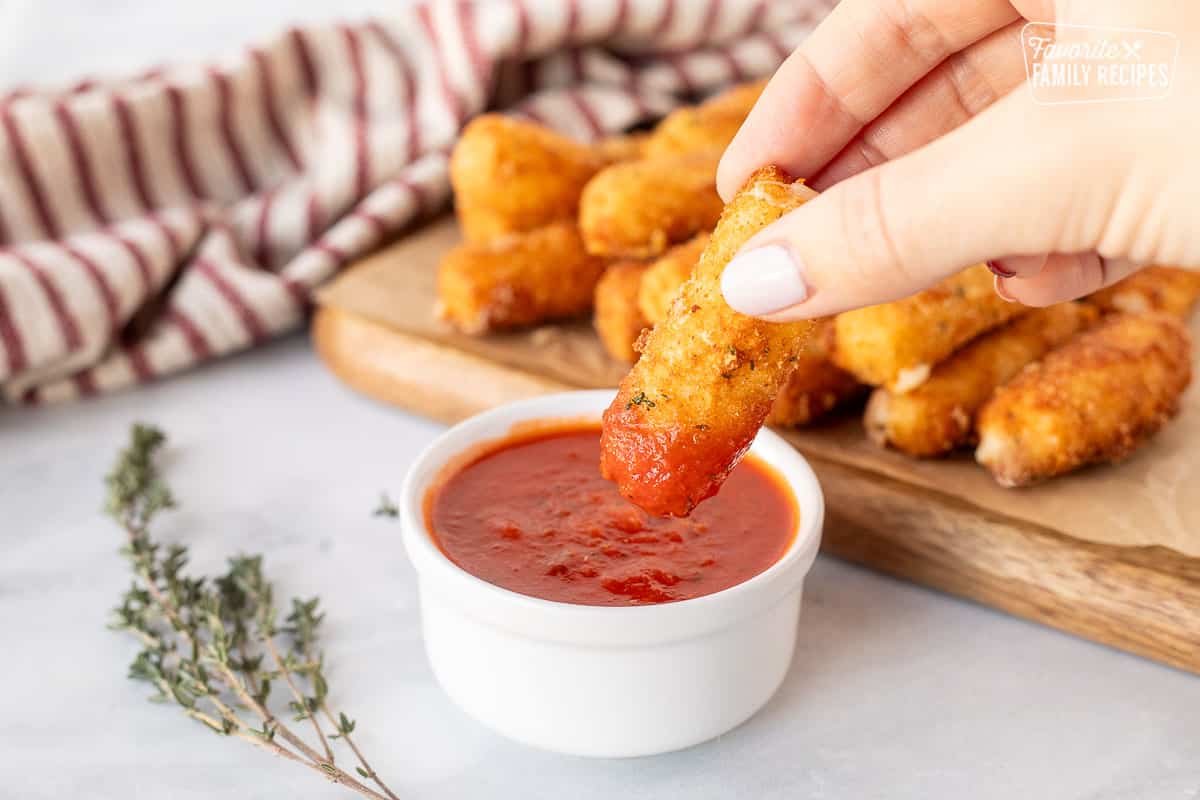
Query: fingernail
[
  {"left": 986, "top": 259, "right": 1016, "bottom": 278},
  {"left": 994, "top": 275, "right": 1016, "bottom": 303},
  {"left": 721, "top": 244, "right": 809, "bottom": 316}
]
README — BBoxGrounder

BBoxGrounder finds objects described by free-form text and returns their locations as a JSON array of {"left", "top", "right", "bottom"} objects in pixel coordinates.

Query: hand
[{"left": 716, "top": 0, "right": 1200, "bottom": 320}]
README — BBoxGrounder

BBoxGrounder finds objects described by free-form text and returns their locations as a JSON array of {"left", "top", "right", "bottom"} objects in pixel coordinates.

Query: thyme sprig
[{"left": 106, "top": 424, "right": 399, "bottom": 800}]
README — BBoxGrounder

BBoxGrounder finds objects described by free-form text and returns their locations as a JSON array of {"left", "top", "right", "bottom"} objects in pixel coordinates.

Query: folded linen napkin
[{"left": 0, "top": 0, "right": 831, "bottom": 403}]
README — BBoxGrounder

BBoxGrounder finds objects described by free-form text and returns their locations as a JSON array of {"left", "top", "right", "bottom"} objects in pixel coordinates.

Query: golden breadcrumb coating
[
  {"left": 642, "top": 79, "right": 766, "bottom": 159},
  {"left": 594, "top": 261, "right": 650, "bottom": 363},
  {"left": 600, "top": 166, "right": 818, "bottom": 516},
  {"left": 767, "top": 345, "right": 864, "bottom": 428},
  {"left": 592, "top": 132, "right": 650, "bottom": 163},
  {"left": 832, "top": 264, "right": 1028, "bottom": 390},
  {"left": 865, "top": 303, "right": 1097, "bottom": 457},
  {"left": 436, "top": 223, "right": 607, "bottom": 333},
  {"left": 1085, "top": 265, "right": 1200, "bottom": 320},
  {"left": 578, "top": 150, "right": 724, "bottom": 259},
  {"left": 633, "top": 239, "right": 857, "bottom": 427},
  {"left": 976, "top": 312, "right": 1192, "bottom": 487},
  {"left": 636, "top": 232, "right": 710, "bottom": 324},
  {"left": 450, "top": 114, "right": 605, "bottom": 242}
]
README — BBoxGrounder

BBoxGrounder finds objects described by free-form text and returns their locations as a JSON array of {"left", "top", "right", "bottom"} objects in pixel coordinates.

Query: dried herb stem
[{"left": 105, "top": 424, "right": 397, "bottom": 800}]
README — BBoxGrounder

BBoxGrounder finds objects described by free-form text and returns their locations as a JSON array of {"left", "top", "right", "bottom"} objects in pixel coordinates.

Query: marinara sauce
[{"left": 425, "top": 425, "right": 797, "bottom": 606}]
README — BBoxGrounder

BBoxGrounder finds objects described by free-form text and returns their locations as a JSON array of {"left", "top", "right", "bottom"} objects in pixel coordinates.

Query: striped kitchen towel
[{"left": 0, "top": 0, "right": 832, "bottom": 404}]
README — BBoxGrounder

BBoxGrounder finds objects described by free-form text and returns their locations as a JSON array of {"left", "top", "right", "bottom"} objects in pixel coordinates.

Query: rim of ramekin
[{"left": 399, "top": 390, "right": 824, "bottom": 646}]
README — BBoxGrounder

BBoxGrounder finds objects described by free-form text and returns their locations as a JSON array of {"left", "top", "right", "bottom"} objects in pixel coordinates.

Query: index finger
[{"left": 716, "top": 0, "right": 1019, "bottom": 199}]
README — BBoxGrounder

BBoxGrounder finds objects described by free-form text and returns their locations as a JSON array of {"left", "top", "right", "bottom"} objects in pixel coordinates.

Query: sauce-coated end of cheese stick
[{"left": 600, "top": 166, "right": 818, "bottom": 517}]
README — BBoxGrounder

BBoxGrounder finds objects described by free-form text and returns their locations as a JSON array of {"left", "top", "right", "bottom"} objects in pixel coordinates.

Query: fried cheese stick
[
  {"left": 976, "top": 312, "right": 1192, "bottom": 487},
  {"left": 832, "top": 264, "right": 1028, "bottom": 391},
  {"left": 450, "top": 114, "right": 606, "bottom": 241},
  {"left": 767, "top": 347, "right": 864, "bottom": 427},
  {"left": 594, "top": 261, "right": 650, "bottom": 363},
  {"left": 601, "top": 166, "right": 818, "bottom": 516},
  {"left": 579, "top": 150, "right": 724, "bottom": 259},
  {"left": 1085, "top": 265, "right": 1200, "bottom": 320},
  {"left": 865, "top": 303, "right": 1097, "bottom": 457},
  {"left": 636, "top": 233, "right": 710, "bottom": 324},
  {"left": 636, "top": 246, "right": 860, "bottom": 427},
  {"left": 437, "top": 222, "right": 607, "bottom": 333},
  {"left": 593, "top": 132, "right": 649, "bottom": 164},
  {"left": 642, "top": 79, "right": 766, "bottom": 159}
]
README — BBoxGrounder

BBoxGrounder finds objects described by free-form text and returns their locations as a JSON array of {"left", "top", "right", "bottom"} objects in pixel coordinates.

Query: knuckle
[
  {"left": 940, "top": 51, "right": 999, "bottom": 120},
  {"left": 882, "top": 0, "right": 953, "bottom": 67},
  {"left": 854, "top": 131, "right": 889, "bottom": 171}
]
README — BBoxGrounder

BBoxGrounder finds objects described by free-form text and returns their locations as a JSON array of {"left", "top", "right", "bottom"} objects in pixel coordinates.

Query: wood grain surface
[{"left": 313, "top": 305, "right": 1200, "bottom": 674}]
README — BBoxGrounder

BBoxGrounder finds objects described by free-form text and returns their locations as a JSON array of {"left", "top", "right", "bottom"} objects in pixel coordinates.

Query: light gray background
[{"left": 2, "top": 3, "right": 1199, "bottom": 798}]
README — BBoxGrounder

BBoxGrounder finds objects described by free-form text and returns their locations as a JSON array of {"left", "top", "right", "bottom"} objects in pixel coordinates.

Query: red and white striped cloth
[{"left": 0, "top": 0, "right": 832, "bottom": 404}]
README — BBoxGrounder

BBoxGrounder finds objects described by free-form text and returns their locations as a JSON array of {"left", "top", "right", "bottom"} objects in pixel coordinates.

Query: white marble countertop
[
  {"left": 3, "top": 334, "right": 1200, "bottom": 800},
  {"left": 2, "top": 3, "right": 1199, "bottom": 798}
]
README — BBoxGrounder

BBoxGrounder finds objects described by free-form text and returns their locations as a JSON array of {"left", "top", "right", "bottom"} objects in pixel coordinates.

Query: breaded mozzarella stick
[
  {"left": 594, "top": 261, "right": 650, "bottom": 363},
  {"left": 636, "top": 233, "right": 710, "bottom": 324},
  {"left": 1085, "top": 265, "right": 1200, "bottom": 320},
  {"left": 601, "top": 166, "right": 818, "bottom": 516},
  {"left": 450, "top": 115, "right": 605, "bottom": 242},
  {"left": 767, "top": 348, "right": 864, "bottom": 428},
  {"left": 865, "top": 303, "right": 1097, "bottom": 457},
  {"left": 579, "top": 151, "right": 724, "bottom": 259},
  {"left": 437, "top": 223, "right": 607, "bottom": 333},
  {"left": 976, "top": 312, "right": 1192, "bottom": 487},
  {"left": 832, "top": 265, "right": 1028, "bottom": 391},
  {"left": 642, "top": 79, "right": 766, "bottom": 159}
]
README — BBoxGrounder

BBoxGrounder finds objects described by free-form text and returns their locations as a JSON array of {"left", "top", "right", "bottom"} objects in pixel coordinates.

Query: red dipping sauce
[{"left": 425, "top": 425, "right": 797, "bottom": 606}]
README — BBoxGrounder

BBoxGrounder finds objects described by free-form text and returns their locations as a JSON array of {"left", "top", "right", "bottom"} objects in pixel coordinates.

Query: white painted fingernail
[{"left": 720, "top": 244, "right": 809, "bottom": 316}]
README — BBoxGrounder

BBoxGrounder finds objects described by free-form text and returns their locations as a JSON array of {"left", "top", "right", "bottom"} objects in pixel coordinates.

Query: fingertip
[
  {"left": 1000, "top": 253, "right": 1110, "bottom": 306},
  {"left": 716, "top": 144, "right": 749, "bottom": 203}
]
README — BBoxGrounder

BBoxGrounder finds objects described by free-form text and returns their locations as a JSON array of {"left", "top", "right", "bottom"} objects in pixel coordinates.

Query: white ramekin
[{"left": 399, "top": 390, "right": 824, "bottom": 758}]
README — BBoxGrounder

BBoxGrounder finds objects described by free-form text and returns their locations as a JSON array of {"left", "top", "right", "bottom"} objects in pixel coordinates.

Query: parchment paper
[{"left": 318, "top": 217, "right": 1200, "bottom": 557}]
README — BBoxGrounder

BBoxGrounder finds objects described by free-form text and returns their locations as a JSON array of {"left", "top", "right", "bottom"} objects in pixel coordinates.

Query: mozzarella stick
[
  {"left": 601, "top": 166, "right": 819, "bottom": 517},
  {"left": 579, "top": 150, "right": 724, "bottom": 259},
  {"left": 865, "top": 303, "right": 1097, "bottom": 457},
  {"left": 437, "top": 223, "right": 607, "bottom": 333},
  {"left": 832, "top": 265, "right": 1028, "bottom": 391},
  {"left": 592, "top": 131, "right": 649, "bottom": 163},
  {"left": 767, "top": 350, "right": 864, "bottom": 428},
  {"left": 639, "top": 249, "right": 858, "bottom": 427},
  {"left": 976, "top": 312, "right": 1192, "bottom": 487},
  {"left": 450, "top": 114, "right": 605, "bottom": 241},
  {"left": 1085, "top": 265, "right": 1200, "bottom": 320},
  {"left": 594, "top": 261, "right": 650, "bottom": 363},
  {"left": 636, "top": 233, "right": 710, "bottom": 324},
  {"left": 643, "top": 79, "right": 766, "bottom": 158}
]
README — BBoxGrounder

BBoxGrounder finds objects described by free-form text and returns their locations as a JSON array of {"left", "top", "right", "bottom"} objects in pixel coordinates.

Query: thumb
[{"left": 719, "top": 90, "right": 1120, "bottom": 320}]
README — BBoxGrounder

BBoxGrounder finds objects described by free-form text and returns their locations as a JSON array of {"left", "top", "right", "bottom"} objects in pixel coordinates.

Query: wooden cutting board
[{"left": 313, "top": 219, "right": 1200, "bottom": 675}]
